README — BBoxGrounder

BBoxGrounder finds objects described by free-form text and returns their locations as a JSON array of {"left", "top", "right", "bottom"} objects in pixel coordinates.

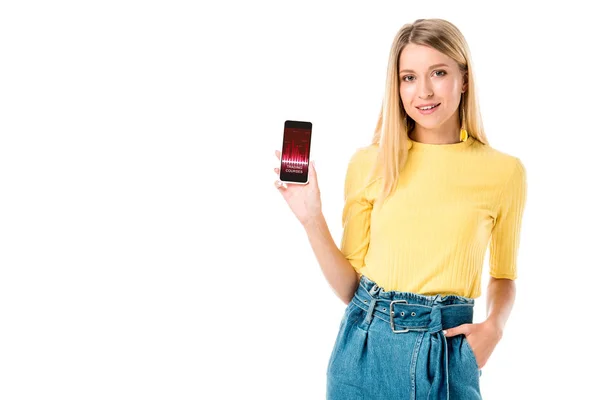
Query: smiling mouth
[{"left": 417, "top": 103, "right": 440, "bottom": 110}]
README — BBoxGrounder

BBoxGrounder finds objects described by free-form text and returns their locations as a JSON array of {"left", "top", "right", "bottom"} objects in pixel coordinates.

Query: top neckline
[{"left": 407, "top": 133, "right": 475, "bottom": 152}]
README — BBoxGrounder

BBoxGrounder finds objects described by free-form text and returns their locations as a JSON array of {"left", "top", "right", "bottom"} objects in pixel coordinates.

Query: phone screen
[{"left": 279, "top": 120, "right": 312, "bottom": 184}]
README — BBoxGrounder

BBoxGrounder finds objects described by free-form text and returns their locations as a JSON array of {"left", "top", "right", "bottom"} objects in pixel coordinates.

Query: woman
[{"left": 274, "top": 18, "right": 526, "bottom": 399}]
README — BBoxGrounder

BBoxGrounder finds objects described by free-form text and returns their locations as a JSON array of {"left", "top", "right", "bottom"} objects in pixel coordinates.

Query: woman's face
[{"left": 398, "top": 43, "right": 466, "bottom": 132}]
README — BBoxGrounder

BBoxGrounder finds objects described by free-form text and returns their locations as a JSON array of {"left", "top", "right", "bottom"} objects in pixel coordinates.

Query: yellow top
[{"left": 340, "top": 134, "right": 527, "bottom": 298}]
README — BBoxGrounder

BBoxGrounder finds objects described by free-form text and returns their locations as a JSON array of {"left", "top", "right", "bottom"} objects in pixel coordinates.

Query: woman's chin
[{"left": 414, "top": 122, "right": 441, "bottom": 130}]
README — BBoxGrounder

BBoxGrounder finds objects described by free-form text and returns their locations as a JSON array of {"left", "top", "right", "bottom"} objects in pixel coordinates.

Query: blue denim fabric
[{"left": 327, "top": 274, "right": 482, "bottom": 399}]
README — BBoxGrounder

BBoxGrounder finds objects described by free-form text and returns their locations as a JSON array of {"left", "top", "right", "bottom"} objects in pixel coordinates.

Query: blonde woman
[{"left": 274, "top": 18, "right": 526, "bottom": 399}]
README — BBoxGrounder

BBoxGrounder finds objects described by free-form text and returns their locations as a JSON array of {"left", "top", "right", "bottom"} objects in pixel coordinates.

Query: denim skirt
[{"left": 326, "top": 274, "right": 482, "bottom": 399}]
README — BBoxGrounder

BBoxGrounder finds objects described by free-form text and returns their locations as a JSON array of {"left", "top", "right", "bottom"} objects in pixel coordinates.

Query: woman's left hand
[{"left": 443, "top": 321, "right": 503, "bottom": 369}]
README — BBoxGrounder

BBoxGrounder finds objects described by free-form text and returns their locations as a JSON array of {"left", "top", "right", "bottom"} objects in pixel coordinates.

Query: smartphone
[{"left": 279, "top": 120, "right": 312, "bottom": 185}]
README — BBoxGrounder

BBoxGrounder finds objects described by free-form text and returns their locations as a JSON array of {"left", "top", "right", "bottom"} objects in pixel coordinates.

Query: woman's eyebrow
[{"left": 400, "top": 63, "right": 449, "bottom": 74}]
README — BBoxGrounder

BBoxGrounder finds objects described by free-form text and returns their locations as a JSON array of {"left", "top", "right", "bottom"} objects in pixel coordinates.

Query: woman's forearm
[
  {"left": 484, "top": 277, "right": 516, "bottom": 336},
  {"left": 303, "top": 213, "right": 359, "bottom": 304}
]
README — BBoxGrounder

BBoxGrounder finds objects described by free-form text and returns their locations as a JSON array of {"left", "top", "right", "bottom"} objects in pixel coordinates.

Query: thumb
[
  {"left": 309, "top": 160, "right": 318, "bottom": 183},
  {"left": 443, "top": 324, "right": 468, "bottom": 337}
]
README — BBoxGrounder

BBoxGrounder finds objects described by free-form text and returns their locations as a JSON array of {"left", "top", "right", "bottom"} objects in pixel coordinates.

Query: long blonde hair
[{"left": 368, "top": 18, "right": 489, "bottom": 207}]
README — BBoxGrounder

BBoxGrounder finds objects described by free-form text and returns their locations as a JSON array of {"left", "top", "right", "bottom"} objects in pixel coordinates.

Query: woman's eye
[{"left": 402, "top": 71, "right": 445, "bottom": 82}]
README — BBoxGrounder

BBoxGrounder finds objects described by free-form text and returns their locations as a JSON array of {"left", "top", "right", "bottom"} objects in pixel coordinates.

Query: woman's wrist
[{"left": 302, "top": 212, "right": 326, "bottom": 230}]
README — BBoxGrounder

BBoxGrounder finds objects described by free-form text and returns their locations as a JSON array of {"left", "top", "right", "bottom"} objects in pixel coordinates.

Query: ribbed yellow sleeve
[
  {"left": 340, "top": 148, "right": 376, "bottom": 274},
  {"left": 489, "top": 158, "right": 527, "bottom": 279}
]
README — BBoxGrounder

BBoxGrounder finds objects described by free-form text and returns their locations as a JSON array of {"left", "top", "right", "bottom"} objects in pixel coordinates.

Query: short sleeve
[
  {"left": 340, "top": 148, "right": 375, "bottom": 274},
  {"left": 489, "top": 158, "right": 528, "bottom": 279}
]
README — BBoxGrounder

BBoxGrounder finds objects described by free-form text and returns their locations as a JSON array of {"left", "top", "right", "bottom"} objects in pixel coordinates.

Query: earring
[{"left": 460, "top": 101, "right": 467, "bottom": 141}]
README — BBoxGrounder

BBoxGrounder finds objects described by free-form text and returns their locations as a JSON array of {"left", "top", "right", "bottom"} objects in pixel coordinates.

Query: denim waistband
[
  {"left": 352, "top": 274, "right": 474, "bottom": 333},
  {"left": 353, "top": 275, "right": 476, "bottom": 399},
  {"left": 357, "top": 274, "right": 475, "bottom": 306}
]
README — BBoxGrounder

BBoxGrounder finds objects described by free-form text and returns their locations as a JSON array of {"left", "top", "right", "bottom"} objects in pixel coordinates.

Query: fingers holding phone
[{"left": 273, "top": 149, "right": 287, "bottom": 190}]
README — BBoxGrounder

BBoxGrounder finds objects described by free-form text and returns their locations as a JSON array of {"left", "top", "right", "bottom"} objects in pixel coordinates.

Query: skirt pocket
[
  {"left": 461, "top": 334, "right": 483, "bottom": 376},
  {"left": 326, "top": 301, "right": 366, "bottom": 377}
]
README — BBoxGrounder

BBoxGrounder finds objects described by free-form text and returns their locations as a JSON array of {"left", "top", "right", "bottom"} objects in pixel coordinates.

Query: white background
[{"left": 1, "top": 1, "right": 598, "bottom": 399}]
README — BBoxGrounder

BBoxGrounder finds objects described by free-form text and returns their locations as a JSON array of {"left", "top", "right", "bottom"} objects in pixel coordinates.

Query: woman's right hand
[{"left": 273, "top": 149, "right": 322, "bottom": 227}]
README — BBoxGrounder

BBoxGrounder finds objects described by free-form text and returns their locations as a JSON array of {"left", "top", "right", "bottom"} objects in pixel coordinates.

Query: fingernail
[{"left": 442, "top": 330, "right": 447, "bottom": 335}]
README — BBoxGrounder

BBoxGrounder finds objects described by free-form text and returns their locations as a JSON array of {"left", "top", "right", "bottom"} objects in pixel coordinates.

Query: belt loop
[
  {"left": 361, "top": 282, "right": 381, "bottom": 327},
  {"left": 365, "top": 298, "right": 377, "bottom": 324}
]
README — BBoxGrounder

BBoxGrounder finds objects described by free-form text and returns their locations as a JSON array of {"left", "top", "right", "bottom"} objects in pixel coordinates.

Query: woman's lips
[{"left": 417, "top": 103, "right": 440, "bottom": 115}]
